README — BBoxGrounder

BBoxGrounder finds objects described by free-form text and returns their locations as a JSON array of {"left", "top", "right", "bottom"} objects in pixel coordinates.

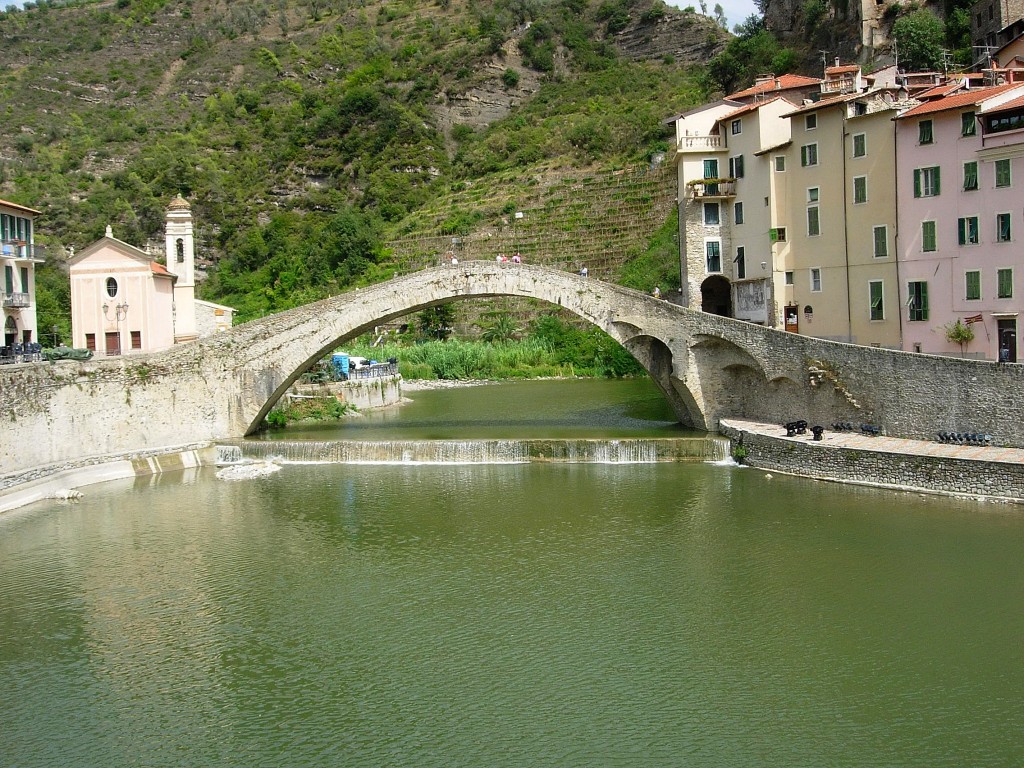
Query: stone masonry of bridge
[{"left": 3, "top": 262, "right": 1024, "bottom": 490}]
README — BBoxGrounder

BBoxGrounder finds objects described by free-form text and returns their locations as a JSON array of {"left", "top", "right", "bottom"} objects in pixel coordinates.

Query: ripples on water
[
  {"left": 4, "top": 380, "right": 1024, "bottom": 766},
  {"left": 2, "top": 462, "right": 1024, "bottom": 767}
]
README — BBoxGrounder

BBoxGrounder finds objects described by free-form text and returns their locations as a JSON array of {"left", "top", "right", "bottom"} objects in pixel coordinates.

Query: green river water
[{"left": 2, "top": 379, "right": 1023, "bottom": 766}]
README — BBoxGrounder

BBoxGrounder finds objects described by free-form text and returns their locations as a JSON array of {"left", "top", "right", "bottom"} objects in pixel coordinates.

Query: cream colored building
[
  {"left": 778, "top": 85, "right": 903, "bottom": 346},
  {"left": 70, "top": 197, "right": 232, "bottom": 355},
  {"left": 1, "top": 198, "right": 43, "bottom": 350}
]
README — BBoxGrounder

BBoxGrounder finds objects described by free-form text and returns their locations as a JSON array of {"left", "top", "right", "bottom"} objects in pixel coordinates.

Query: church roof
[
  {"left": 167, "top": 195, "right": 191, "bottom": 211},
  {"left": 151, "top": 261, "right": 174, "bottom": 278}
]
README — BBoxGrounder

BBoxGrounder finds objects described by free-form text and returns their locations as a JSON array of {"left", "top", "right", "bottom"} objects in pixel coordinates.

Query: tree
[
  {"left": 479, "top": 312, "right": 521, "bottom": 343},
  {"left": 713, "top": 3, "right": 727, "bottom": 29},
  {"left": 944, "top": 318, "right": 975, "bottom": 355},
  {"left": 419, "top": 303, "right": 456, "bottom": 341},
  {"left": 893, "top": 10, "right": 945, "bottom": 71}
]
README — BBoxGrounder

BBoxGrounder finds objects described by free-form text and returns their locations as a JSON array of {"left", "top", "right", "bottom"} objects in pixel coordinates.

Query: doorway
[
  {"left": 700, "top": 275, "right": 732, "bottom": 317},
  {"left": 997, "top": 319, "right": 1017, "bottom": 362},
  {"left": 105, "top": 331, "right": 121, "bottom": 357}
]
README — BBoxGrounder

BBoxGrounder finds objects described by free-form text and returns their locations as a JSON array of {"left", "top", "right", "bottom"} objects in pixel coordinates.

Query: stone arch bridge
[{"left": 4, "top": 261, "right": 1024, "bottom": 477}]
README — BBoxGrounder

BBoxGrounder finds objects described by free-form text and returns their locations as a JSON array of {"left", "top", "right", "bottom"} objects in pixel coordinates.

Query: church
[{"left": 69, "top": 196, "right": 233, "bottom": 355}]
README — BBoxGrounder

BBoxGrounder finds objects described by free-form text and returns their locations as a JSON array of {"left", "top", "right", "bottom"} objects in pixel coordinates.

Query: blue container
[{"left": 331, "top": 354, "right": 349, "bottom": 380}]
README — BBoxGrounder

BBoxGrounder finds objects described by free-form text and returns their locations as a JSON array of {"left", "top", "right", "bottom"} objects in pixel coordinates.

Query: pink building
[{"left": 896, "top": 82, "right": 1024, "bottom": 360}]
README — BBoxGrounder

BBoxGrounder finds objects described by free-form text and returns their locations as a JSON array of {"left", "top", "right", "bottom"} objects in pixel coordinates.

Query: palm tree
[{"left": 479, "top": 313, "right": 521, "bottom": 343}]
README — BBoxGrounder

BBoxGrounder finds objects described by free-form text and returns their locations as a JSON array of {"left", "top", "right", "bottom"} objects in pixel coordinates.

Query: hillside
[{"left": 1, "top": 0, "right": 734, "bottom": 329}]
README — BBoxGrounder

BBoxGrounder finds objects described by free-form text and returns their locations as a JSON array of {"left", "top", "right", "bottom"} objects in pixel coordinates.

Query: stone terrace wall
[{"left": 721, "top": 423, "right": 1024, "bottom": 501}]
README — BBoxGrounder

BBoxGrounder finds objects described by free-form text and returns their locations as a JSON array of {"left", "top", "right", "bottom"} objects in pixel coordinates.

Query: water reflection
[{"left": 2, "top": 382, "right": 1024, "bottom": 766}]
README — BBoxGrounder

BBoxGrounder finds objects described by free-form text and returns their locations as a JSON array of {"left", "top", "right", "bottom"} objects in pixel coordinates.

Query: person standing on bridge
[
  {"left": 579, "top": 266, "right": 588, "bottom": 278},
  {"left": 512, "top": 252, "right": 521, "bottom": 264},
  {"left": 652, "top": 285, "right": 661, "bottom": 299}
]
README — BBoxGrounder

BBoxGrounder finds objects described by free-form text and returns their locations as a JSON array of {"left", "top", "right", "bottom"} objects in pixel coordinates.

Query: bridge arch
[{"left": 198, "top": 262, "right": 709, "bottom": 434}]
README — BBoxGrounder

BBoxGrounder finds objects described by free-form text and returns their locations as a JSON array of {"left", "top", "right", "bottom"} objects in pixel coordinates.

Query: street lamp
[
  {"left": 51, "top": 324, "right": 59, "bottom": 348},
  {"left": 102, "top": 302, "right": 129, "bottom": 322}
]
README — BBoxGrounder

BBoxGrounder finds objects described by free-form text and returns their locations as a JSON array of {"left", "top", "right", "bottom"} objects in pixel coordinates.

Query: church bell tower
[{"left": 165, "top": 195, "right": 198, "bottom": 343}]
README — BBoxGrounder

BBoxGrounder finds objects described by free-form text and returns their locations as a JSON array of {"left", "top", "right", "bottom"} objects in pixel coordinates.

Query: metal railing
[
  {"left": 0, "top": 242, "right": 46, "bottom": 261},
  {"left": 2, "top": 292, "right": 30, "bottom": 308},
  {"left": 687, "top": 180, "right": 736, "bottom": 198}
]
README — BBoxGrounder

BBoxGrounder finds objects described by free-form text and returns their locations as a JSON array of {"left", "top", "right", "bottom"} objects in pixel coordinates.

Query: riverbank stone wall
[{"left": 4, "top": 262, "right": 1024, "bottom": 486}]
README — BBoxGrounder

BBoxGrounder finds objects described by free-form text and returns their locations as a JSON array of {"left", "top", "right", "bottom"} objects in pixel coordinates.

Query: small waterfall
[
  {"left": 230, "top": 437, "right": 730, "bottom": 465},
  {"left": 215, "top": 445, "right": 244, "bottom": 465}
]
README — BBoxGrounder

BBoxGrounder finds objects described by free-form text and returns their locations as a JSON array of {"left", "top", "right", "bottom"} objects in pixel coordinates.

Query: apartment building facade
[
  {"left": 1, "top": 198, "right": 43, "bottom": 349},
  {"left": 777, "top": 91, "right": 903, "bottom": 346},
  {"left": 896, "top": 83, "right": 1024, "bottom": 361}
]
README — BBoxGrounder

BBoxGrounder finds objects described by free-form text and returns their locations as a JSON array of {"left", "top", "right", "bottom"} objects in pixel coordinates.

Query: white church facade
[{"left": 69, "top": 196, "right": 233, "bottom": 356}]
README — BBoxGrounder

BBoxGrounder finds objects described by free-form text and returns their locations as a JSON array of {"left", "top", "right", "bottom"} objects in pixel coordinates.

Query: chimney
[{"left": 835, "top": 57, "right": 840, "bottom": 67}]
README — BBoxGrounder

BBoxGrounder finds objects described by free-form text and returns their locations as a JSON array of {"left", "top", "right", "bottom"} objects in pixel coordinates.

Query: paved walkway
[{"left": 721, "top": 419, "right": 1024, "bottom": 465}]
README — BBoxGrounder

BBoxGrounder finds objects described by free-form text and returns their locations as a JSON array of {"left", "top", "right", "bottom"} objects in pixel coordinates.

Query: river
[{"left": 2, "top": 379, "right": 1023, "bottom": 766}]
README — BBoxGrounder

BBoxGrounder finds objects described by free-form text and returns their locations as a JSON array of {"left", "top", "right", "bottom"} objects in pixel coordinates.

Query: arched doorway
[
  {"left": 4, "top": 315, "right": 17, "bottom": 347},
  {"left": 700, "top": 275, "right": 732, "bottom": 317}
]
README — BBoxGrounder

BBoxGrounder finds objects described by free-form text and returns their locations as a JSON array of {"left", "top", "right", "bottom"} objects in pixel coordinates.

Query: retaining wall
[{"left": 720, "top": 422, "right": 1024, "bottom": 502}]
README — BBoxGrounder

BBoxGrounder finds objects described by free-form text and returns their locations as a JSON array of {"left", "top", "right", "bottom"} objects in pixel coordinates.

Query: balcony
[
  {"left": 3, "top": 292, "right": 30, "bottom": 308},
  {"left": 676, "top": 134, "right": 725, "bottom": 153},
  {"left": 0, "top": 241, "right": 46, "bottom": 262},
  {"left": 686, "top": 178, "right": 737, "bottom": 198}
]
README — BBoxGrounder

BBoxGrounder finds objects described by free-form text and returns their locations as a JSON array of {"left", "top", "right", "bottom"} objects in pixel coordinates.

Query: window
[
  {"left": 873, "top": 225, "right": 888, "bottom": 258},
  {"left": 175, "top": 238, "right": 184, "bottom": 263},
  {"left": 774, "top": 155, "right": 786, "bottom": 172},
  {"left": 703, "top": 202, "right": 721, "bottom": 225},
  {"left": 770, "top": 227, "right": 787, "bottom": 242},
  {"left": 908, "top": 281, "right": 929, "bottom": 321},
  {"left": 105, "top": 277, "right": 118, "bottom": 298},
  {"left": 3, "top": 265, "right": 11, "bottom": 293},
  {"left": 997, "top": 212, "right": 1012, "bottom": 242},
  {"left": 800, "top": 143, "right": 818, "bottom": 167},
  {"left": 805, "top": 113, "right": 817, "bottom": 130},
  {"left": 963, "top": 161, "right": 979, "bottom": 191},
  {"left": 706, "top": 240, "right": 722, "bottom": 273},
  {"left": 20, "top": 267, "right": 28, "bottom": 293},
  {"left": 995, "top": 158, "right": 1011, "bottom": 188},
  {"left": 919, "top": 119, "right": 933, "bottom": 144},
  {"left": 998, "top": 268, "right": 1013, "bottom": 298},
  {"left": 807, "top": 206, "right": 820, "bottom": 236},
  {"left": 785, "top": 271, "right": 794, "bottom": 285},
  {"left": 961, "top": 111, "right": 977, "bottom": 136},
  {"left": 729, "top": 155, "right": 744, "bottom": 178},
  {"left": 854, "top": 101, "right": 868, "bottom": 116},
  {"left": 958, "top": 216, "right": 979, "bottom": 245},
  {"left": 85, "top": 333, "right": 96, "bottom": 352},
  {"left": 807, "top": 187, "right": 819, "bottom": 203},
  {"left": 734, "top": 201, "right": 744, "bottom": 225},
  {"left": 703, "top": 158, "right": 719, "bottom": 179},
  {"left": 869, "top": 280, "right": 884, "bottom": 321},
  {"left": 913, "top": 166, "right": 941, "bottom": 197},
  {"left": 735, "top": 246, "right": 746, "bottom": 279},
  {"left": 131, "top": 330, "right": 142, "bottom": 350},
  {"left": 810, "top": 268, "right": 822, "bottom": 292},
  {"left": 853, "top": 176, "right": 867, "bottom": 204},
  {"left": 965, "top": 270, "right": 981, "bottom": 300},
  {"left": 922, "top": 220, "right": 937, "bottom": 252},
  {"left": 731, "top": 119, "right": 742, "bottom": 135},
  {"left": 852, "top": 133, "right": 866, "bottom": 157}
]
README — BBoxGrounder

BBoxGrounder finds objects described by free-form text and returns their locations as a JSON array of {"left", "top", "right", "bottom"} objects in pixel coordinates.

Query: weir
[{"left": 225, "top": 437, "right": 729, "bottom": 465}]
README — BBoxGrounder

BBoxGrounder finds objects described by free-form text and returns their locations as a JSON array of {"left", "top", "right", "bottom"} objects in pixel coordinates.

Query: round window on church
[{"left": 106, "top": 277, "right": 118, "bottom": 298}]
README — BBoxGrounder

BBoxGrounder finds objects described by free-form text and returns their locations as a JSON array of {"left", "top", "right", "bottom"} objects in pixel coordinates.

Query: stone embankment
[{"left": 721, "top": 419, "right": 1024, "bottom": 502}]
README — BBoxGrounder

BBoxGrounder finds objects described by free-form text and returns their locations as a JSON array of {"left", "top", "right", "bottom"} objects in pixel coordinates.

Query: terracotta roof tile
[
  {"left": 720, "top": 96, "right": 796, "bottom": 121},
  {"left": 726, "top": 74, "right": 821, "bottom": 101},
  {"left": 980, "top": 92, "right": 1024, "bottom": 114},
  {"left": 151, "top": 261, "right": 174, "bottom": 277},
  {"left": 898, "top": 83, "right": 1024, "bottom": 118}
]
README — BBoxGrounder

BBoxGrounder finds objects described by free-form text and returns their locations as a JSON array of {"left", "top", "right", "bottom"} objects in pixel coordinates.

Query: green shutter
[
  {"left": 873, "top": 226, "right": 887, "bottom": 257},
  {"left": 913, "top": 169, "right": 921, "bottom": 198},
  {"left": 958, "top": 218, "right": 966, "bottom": 245},
  {"left": 922, "top": 221, "right": 936, "bottom": 251},
  {"left": 964, "top": 161, "right": 978, "bottom": 190},
  {"left": 921, "top": 283, "right": 929, "bottom": 318},
  {"left": 966, "top": 271, "right": 980, "bottom": 300},
  {"left": 933, "top": 167, "right": 940, "bottom": 196}
]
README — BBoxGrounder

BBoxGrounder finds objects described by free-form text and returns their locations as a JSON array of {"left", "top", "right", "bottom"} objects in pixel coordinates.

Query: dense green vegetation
[
  {"left": 346, "top": 314, "right": 645, "bottom": 380},
  {"left": 1, "top": 0, "right": 722, "bottom": 331}
]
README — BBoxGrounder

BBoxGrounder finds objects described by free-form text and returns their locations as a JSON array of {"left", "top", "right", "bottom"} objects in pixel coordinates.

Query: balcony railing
[
  {"left": 0, "top": 241, "right": 46, "bottom": 261},
  {"left": 687, "top": 178, "right": 737, "bottom": 198},
  {"left": 676, "top": 134, "right": 724, "bottom": 152},
  {"left": 2, "top": 292, "right": 30, "bottom": 308}
]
